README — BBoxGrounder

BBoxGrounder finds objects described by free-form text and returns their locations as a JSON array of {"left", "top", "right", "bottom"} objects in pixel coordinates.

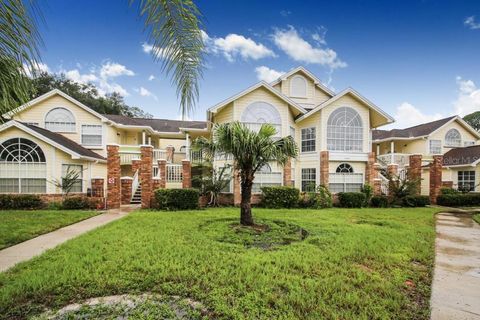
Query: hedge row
[
  {"left": 437, "top": 193, "right": 480, "bottom": 207},
  {"left": 0, "top": 194, "right": 101, "bottom": 210},
  {"left": 154, "top": 188, "right": 200, "bottom": 210},
  {"left": 261, "top": 186, "right": 333, "bottom": 209}
]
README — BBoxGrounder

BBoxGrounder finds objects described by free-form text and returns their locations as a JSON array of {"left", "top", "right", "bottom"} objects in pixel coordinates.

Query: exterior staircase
[{"left": 130, "top": 183, "right": 141, "bottom": 204}]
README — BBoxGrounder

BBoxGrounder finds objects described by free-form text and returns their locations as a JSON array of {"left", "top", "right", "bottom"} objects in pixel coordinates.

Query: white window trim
[{"left": 326, "top": 106, "right": 363, "bottom": 152}]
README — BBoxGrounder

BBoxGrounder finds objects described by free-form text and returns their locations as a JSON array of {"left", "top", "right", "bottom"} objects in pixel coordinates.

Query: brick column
[
  {"left": 233, "top": 168, "right": 241, "bottom": 206},
  {"left": 408, "top": 154, "right": 422, "bottom": 195},
  {"left": 283, "top": 158, "right": 292, "bottom": 187},
  {"left": 430, "top": 155, "right": 443, "bottom": 204},
  {"left": 320, "top": 151, "right": 329, "bottom": 187},
  {"left": 120, "top": 177, "right": 132, "bottom": 205},
  {"left": 107, "top": 144, "right": 121, "bottom": 209},
  {"left": 373, "top": 178, "right": 382, "bottom": 195},
  {"left": 132, "top": 159, "right": 141, "bottom": 174},
  {"left": 140, "top": 145, "right": 153, "bottom": 209},
  {"left": 166, "top": 146, "right": 175, "bottom": 163},
  {"left": 91, "top": 178, "right": 104, "bottom": 197},
  {"left": 182, "top": 160, "right": 192, "bottom": 188},
  {"left": 365, "top": 151, "right": 376, "bottom": 186},
  {"left": 152, "top": 177, "right": 161, "bottom": 191},
  {"left": 158, "top": 159, "right": 166, "bottom": 188}
]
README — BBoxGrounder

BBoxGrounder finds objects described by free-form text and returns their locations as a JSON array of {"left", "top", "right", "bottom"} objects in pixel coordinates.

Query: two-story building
[{"left": 3, "top": 66, "right": 441, "bottom": 207}]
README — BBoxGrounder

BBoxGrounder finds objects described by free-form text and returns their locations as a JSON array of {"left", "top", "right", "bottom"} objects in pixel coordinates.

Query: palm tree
[
  {"left": 1, "top": 0, "right": 204, "bottom": 120},
  {"left": 196, "top": 122, "right": 298, "bottom": 226}
]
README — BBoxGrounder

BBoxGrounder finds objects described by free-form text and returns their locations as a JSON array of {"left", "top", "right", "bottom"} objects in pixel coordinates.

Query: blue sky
[{"left": 35, "top": 0, "right": 480, "bottom": 128}]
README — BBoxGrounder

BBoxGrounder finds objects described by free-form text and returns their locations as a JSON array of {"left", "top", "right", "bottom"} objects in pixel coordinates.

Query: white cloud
[
  {"left": 142, "top": 42, "right": 153, "bottom": 53},
  {"left": 464, "top": 16, "right": 480, "bottom": 30},
  {"left": 100, "top": 61, "right": 135, "bottom": 78},
  {"left": 135, "top": 87, "right": 157, "bottom": 100},
  {"left": 280, "top": 10, "right": 291, "bottom": 17},
  {"left": 148, "top": 75, "right": 155, "bottom": 81},
  {"left": 453, "top": 77, "right": 480, "bottom": 116},
  {"left": 64, "top": 69, "right": 97, "bottom": 84},
  {"left": 22, "top": 62, "right": 49, "bottom": 77},
  {"left": 272, "top": 26, "right": 346, "bottom": 69},
  {"left": 254, "top": 66, "right": 285, "bottom": 82},
  {"left": 203, "top": 31, "right": 275, "bottom": 62},
  {"left": 387, "top": 102, "right": 444, "bottom": 129}
]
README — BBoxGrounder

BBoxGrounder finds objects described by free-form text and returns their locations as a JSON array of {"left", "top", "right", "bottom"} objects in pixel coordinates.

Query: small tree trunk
[{"left": 240, "top": 172, "right": 254, "bottom": 226}]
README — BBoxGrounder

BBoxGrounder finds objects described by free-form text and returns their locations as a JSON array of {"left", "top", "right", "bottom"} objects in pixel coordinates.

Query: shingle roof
[
  {"left": 443, "top": 145, "right": 480, "bottom": 166},
  {"left": 22, "top": 123, "right": 106, "bottom": 161},
  {"left": 372, "top": 116, "right": 456, "bottom": 140},
  {"left": 103, "top": 114, "right": 207, "bottom": 132}
]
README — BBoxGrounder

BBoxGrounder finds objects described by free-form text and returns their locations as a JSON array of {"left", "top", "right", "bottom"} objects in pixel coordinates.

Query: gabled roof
[
  {"left": 372, "top": 116, "right": 480, "bottom": 142},
  {"left": 103, "top": 114, "right": 207, "bottom": 133},
  {"left": 3, "top": 89, "right": 109, "bottom": 122},
  {"left": 269, "top": 66, "right": 335, "bottom": 97},
  {"left": 295, "top": 87, "right": 395, "bottom": 126},
  {"left": 207, "top": 81, "right": 308, "bottom": 118},
  {"left": 443, "top": 145, "right": 480, "bottom": 167},
  {"left": 0, "top": 121, "right": 105, "bottom": 162}
]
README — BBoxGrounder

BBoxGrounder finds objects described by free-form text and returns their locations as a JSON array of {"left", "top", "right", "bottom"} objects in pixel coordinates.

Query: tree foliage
[
  {"left": 30, "top": 72, "right": 153, "bottom": 118},
  {"left": 195, "top": 122, "right": 298, "bottom": 226},
  {"left": 464, "top": 111, "right": 480, "bottom": 132}
]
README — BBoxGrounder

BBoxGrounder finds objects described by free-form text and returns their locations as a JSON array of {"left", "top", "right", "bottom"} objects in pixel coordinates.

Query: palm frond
[
  {"left": 0, "top": 0, "right": 42, "bottom": 118},
  {"left": 135, "top": 0, "right": 204, "bottom": 120}
]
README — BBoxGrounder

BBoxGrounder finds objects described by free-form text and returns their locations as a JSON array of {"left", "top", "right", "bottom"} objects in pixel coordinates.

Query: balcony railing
[
  {"left": 119, "top": 145, "right": 204, "bottom": 165},
  {"left": 377, "top": 153, "right": 410, "bottom": 168}
]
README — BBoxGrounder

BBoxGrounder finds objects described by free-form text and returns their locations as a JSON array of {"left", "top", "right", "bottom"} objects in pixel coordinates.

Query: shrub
[
  {"left": 298, "top": 185, "right": 333, "bottom": 209},
  {"left": 154, "top": 188, "right": 200, "bottom": 210},
  {"left": 403, "top": 195, "right": 430, "bottom": 207},
  {"left": 337, "top": 192, "right": 366, "bottom": 208},
  {"left": 261, "top": 186, "right": 299, "bottom": 208},
  {"left": 370, "top": 195, "right": 389, "bottom": 208},
  {"left": 440, "top": 187, "right": 458, "bottom": 195},
  {"left": 62, "top": 197, "right": 91, "bottom": 210},
  {"left": 0, "top": 194, "right": 44, "bottom": 210},
  {"left": 437, "top": 193, "right": 480, "bottom": 207},
  {"left": 361, "top": 184, "right": 373, "bottom": 207}
]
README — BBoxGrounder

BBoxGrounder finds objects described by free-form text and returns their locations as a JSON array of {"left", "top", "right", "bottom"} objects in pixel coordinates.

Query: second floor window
[
  {"left": 301, "top": 127, "right": 316, "bottom": 152},
  {"left": 45, "top": 107, "right": 76, "bottom": 132},
  {"left": 81, "top": 125, "right": 102, "bottom": 146},
  {"left": 429, "top": 139, "right": 441, "bottom": 154},
  {"left": 327, "top": 107, "right": 363, "bottom": 152},
  {"left": 445, "top": 129, "right": 461, "bottom": 147}
]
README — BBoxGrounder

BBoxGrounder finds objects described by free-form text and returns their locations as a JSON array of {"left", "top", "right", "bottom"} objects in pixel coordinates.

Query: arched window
[
  {"left": 290, "top": 75, "right": 307, "bottom": 97},
  {"left": 445, "top": 129, "right": 461, "bottom": 147},
  {"left": 336, "top": 163, "right": 353, "bottom": 173},
  {"left": 0, "top": 138, "right": 47, "bottom": 193},
  {"left": 45, "top": 107, "right": 76, "bottom": 132},
  {"left": 327, "top": 107, "right": 363, "bottom": 152},
  {"left": 241, "top": 101, "right": 281, "bottom": 136}
]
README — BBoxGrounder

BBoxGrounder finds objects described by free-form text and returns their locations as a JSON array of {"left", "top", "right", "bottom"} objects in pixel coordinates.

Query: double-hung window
[
  {"left": 62, "top": 164, "right": 83, "bottom": 193},
  {"left": 81, "top": 125, "right": 102, "bottom": 146},
  {"left": 458, "top": 171, "right": 475, "bottom": 192},
  {"left": 429, "top": 140, "right": 441, "bottom": 154},
  {"left": 301, "top": 168, "right": 316, "bottom": 192},
  {"left": 301, "top": 127, "right": 316, "bottom": 152}
]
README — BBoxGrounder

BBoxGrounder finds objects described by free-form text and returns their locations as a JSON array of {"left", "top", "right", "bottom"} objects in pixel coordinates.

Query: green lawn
[
  {"left": 473, "top": 213, "right": 480, "bottom": 224},
  {"left": 0, "top": 207, "right": 439, "bottom": 319},
  {"left": 0, "top": 210, "right": 100, "bottom": 249}
]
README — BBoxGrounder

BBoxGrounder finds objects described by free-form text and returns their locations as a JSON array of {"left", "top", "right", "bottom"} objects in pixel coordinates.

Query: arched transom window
[
  {"left": 241, "top": 101, "right": 281, "bottom": 136},
  {"left": 45, "top": 107, "right": 76, "bottom": 132},
  {"left": 0, "top": 138, "right": 47, "bottom": 193},
  {"left": 327, "top": 107, "right": 363, "bottom": 152},
  {"left": 445, "top": 128, "right": 461, "bottom": 147},
  {"left": 290, "top": 75, "right": 307, "bottom": 97},
  {"left": 336, "top": 163, "right": 353, "bottom": 173}
]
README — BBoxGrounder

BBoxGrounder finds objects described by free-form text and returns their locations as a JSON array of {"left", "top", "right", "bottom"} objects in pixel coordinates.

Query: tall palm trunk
[{"left": 240, "top": 171, "right": 254, "bottom": 226}]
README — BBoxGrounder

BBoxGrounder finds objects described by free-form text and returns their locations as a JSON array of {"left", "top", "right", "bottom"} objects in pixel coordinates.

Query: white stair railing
[
  {"left": 378, "top": 172, "right": 389, "bottom": 195},
  {"left": 166, "top": 164, "right": 182, "bottom": 182},
  {"left": 132, "top": 169, "right": 140, "bottom": 199}
]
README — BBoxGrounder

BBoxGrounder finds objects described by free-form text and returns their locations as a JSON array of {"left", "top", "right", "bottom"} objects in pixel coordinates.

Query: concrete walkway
[
  {"left": 431, "top": 211, "right": 480, "bottom": 320},
  {"left": 0, "top": 205, "right": 137, "bottom": 273}
]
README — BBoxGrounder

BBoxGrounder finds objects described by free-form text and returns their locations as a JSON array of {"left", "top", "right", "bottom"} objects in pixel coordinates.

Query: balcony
[
  {"left": 118, "top": 145, "right": 203, "bottom": 165},
  {"left": 377, "top": 153, "right": 410, "bottom": 167}
]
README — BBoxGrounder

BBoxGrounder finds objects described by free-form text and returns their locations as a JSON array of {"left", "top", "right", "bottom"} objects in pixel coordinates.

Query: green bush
[
  {"left": 370, "top": 195, "right": 389, "bottom": 208},
  {"left": 437, "top": 193, "right": 480, "bottom": 207},
  {"left": 0, "top": 194, "right": 44, "bottom": 210},
  {"left": 403, "top": 195, "right": 430, "bottom": 207},
  {"left": 62, "top": 197, "right": 91, "bottom": 210},
  {"left": 261, "top": 186, "right": 299, "bottom": 208},
  {"left": 361, "top": 184, "right": 373, "bottom": 207},
  {"left": 337, "top": 192, "right": 366, "bottom": 208},
  {"left": 298, "top": 185, "right": 333, "bottom": 209},
  {"left": 154, "top": 188, "right": 200, "bottom": 210},
  {"left": 440, "top": 187, "right": 458, "bottom": 195}
]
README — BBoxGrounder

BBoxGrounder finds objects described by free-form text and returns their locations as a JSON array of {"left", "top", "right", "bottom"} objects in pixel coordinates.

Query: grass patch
[
  {"left": 0, "top": 210, "right": 100, "bottom": 249},
  {"left": 0, "top": 207, "right": 439, "bottom": 319},
  {"left": 473, "top": 213, "right": 480, "bottom": 225}
]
